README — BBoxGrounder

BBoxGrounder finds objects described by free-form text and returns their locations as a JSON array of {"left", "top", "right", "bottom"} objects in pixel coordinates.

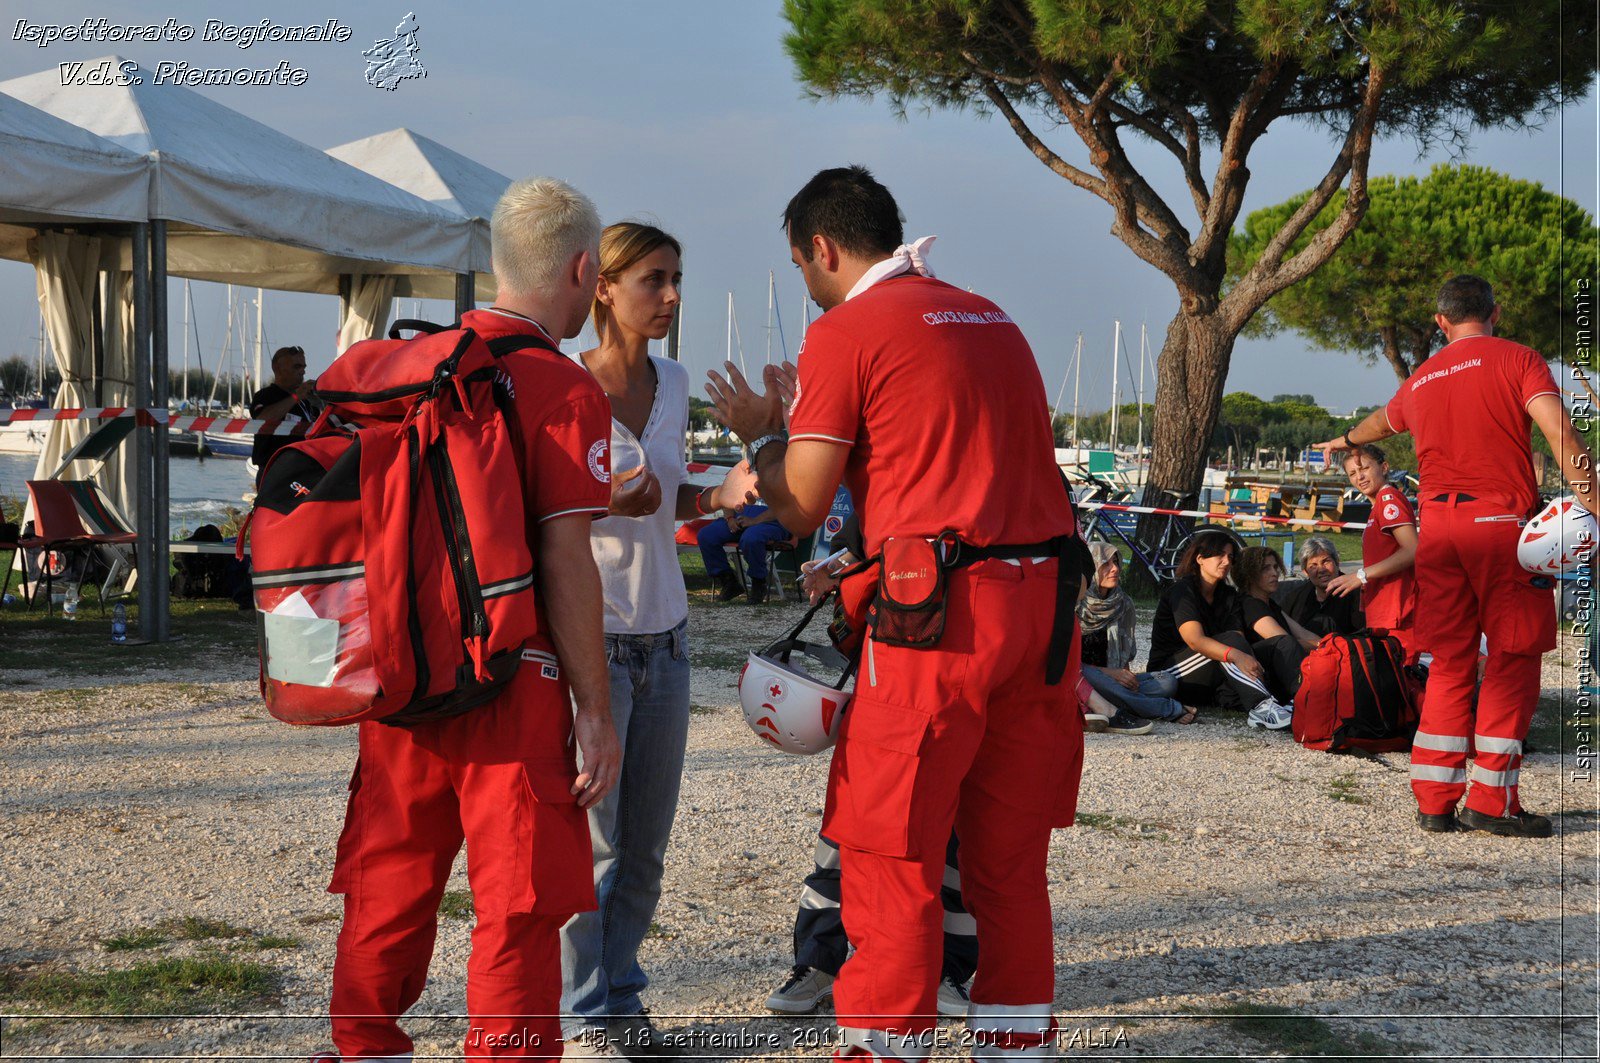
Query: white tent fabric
[
  {"left": 0, "top": 58, "right": 478, "bottom": 297},
  {"left": 327, "top": 128, "right": 508, "bottom": 300},
  {"left": 0, "top": 90, "right": 148, "bottom": 226},
  {"left": 337, "top": 275, "right": 399, "bottom": 356},
  {"left": 29, "top": 231, "right": 136, "bottom": 519}
]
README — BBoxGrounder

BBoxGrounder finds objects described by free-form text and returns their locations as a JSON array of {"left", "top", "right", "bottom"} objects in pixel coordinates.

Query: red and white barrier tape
[
  {"left": 1078, "top": 499, "right": 1368, "bottom": 532},
  {"left": 0, "top": 406, "right": 305, "bottom": 435}
]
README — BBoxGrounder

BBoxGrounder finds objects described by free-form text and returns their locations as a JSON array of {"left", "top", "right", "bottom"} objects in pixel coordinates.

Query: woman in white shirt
[{"left": 560, "top": 222, "right": 744, "bottom": 1057}]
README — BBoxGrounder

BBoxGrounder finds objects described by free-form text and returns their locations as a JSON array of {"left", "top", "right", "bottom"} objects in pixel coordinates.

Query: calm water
[{"left": 0, "top": 450, "right": 255, "bottom": 532}]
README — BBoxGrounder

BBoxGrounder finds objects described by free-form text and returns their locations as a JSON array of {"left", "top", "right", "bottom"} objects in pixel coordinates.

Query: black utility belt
[{"left": 945, "top": 538, "right": 1063, "bottom": 568}]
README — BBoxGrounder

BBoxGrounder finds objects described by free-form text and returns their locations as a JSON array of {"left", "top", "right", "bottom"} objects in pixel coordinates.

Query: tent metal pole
[
  {"left": 131, "top": 223, "right": 154, "bottom": 642},
  {"left": 91, "top": 273, "right": 105, "bottom": 407},
  {"left": 151, "top": 221, "right": 170, "bottom": 642},
  {"left": 454, "top": 272, "right": 474, "bottom": 319}
]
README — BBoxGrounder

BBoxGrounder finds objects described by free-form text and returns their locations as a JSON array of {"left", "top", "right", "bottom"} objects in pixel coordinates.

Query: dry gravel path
[{"left": 0, "top": 594, "right": 1595, "bottom": 1061}]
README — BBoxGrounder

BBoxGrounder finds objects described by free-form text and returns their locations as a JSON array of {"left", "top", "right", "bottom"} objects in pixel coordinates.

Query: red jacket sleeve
[
  {"left": 528, "top": 383, "right": 613, "bottom": 524},
  {"left": 788, "top": 320, "right": 862, "bottom": 447}
]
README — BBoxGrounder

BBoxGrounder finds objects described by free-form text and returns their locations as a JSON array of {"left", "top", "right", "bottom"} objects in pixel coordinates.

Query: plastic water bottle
[
  {"left": 62, "top": 582, "right": 80, "bottom": 621},
  {"left": 111, "top": 602, "right": 127, "bottom": 644},
  {"left": 1, "top": 593, "right": 14, "bottom": 607}
]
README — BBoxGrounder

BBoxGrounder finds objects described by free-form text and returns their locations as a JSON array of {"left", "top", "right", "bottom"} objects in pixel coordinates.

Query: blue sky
[{"left": 1, "top": 0, "right": 1594, "bottom": 413}]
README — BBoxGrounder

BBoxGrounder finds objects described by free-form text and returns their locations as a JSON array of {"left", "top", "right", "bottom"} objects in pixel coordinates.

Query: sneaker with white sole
[
  {"left": 1104, "top": 711, "right": 1154, "bottom": 735},
  {"left": 765, "top": 965, "right": 835, "bottom": 1013},
  {"left": 1246, "top": 699, "right": 1294, "bottom": 730},
  {"left": 936, "top": 976, "right": 970, "bottom": 1017},
  {"left": 1082, "top": 712, "right": 1109, "bottom": 733}
]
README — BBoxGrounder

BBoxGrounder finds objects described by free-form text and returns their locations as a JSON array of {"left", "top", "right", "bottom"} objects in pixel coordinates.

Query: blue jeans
[
  {"left": 697, "top": 518, "right": 791, "bottom": 581},
  {"left": 1082, "top": 666, "right": 1187, "bottom": 720},
  {"left": 560, "top": 619, "right": 691, "bottom": 1034}
]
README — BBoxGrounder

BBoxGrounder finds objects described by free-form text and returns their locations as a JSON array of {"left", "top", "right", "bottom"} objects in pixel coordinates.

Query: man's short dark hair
[
  {"left": 270, "top": 345, "right": 305, "bottom": 368},
  {"left": 781, "top": 166, "right": 904, "bottom": 262},
  {"left": 1437, "top": 275, "right": 1496, "bottom": 324}
]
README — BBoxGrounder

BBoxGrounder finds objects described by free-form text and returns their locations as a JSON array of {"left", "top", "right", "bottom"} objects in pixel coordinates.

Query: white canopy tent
[
  {"left": 0, "top": 59, "right": 504, "bottom": 639},
  {"left": 328, "top": 127, "right": 506, "bottom": 341}
]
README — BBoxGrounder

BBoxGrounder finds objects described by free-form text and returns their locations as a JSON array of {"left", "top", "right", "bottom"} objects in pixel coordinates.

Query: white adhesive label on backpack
[{"left": 263, "top": 613, "right": 341, "bottom": 687}]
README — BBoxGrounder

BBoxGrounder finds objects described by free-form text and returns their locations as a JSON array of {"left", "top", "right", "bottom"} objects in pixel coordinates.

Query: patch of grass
[
  {"left": 645, "top": 922, "right": 677, "bottom": 939},
  {"left": 296, "top": 912, "right": 341, "bottom": 927},
  {"left": 1075, "top": 812, "right": 1174, "bottom": 841},
  {"left": 689, "top": 650, "right": 751, "bottom": 672},
  {"left": 101, "top": 917, "right": 252, "bottom": 953},
  {"left": 1207, "top": 1003, "right": 1416, "bottom": 1058},
  {"left": 249, "top": 934, "right": 301, "bottom": 950},
  {"left": 438, "top": 889, "right": 474, "bottom": 921},
  {"left": 2, "top": 956, "right": 280, "bottom": 1014},
  {"left": 1525, "top": 695, "right": 1591, "bottom": 754},
  {"left": 101, "top": 928, "right": 168, "bottom": 952},
  {"left": 1325, "top": 772, "right": 1366, "bottom": 805},
  {"left": 0, "top": 598, "right": 255, "bottom": 679}
]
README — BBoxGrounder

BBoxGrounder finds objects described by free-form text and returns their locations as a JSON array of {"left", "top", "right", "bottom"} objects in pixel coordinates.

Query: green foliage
[
  {"left": 0, "top": 355, "right": 34, "bottom": 397},
  {"left": 1230, "top": 165, "right": 1599, "bottom": 377},
  {"left": 2, "top": 957, "right": 280, "bottom": 1014},
  {"left": 784, "top": 2, "right": 1592, "bottom": 155}
]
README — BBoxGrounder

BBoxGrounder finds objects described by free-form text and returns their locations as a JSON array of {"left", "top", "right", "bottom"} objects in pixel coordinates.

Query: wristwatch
[
  {"left": 1355, "top": 567, "right": 1368, "bottom": 586},
  {"left": 744, "top": 432, "right": 787, "bottom": 466}
]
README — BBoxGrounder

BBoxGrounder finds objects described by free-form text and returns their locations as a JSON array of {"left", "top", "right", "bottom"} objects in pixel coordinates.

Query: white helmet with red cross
[
  {"left": 1518, "top": 495, "right": 1596, "bottom": 577},
  {"left": 739, "top": 635, "right": 854, "bottom": 756}
]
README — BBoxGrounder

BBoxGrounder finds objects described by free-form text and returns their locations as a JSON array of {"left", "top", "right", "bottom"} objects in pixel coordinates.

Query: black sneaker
[
  {"left": 1104, "top": 711, "right": 1153, "bottom": 735},
  {"left": 1457, "top": 807, "right": 1553, "bottom": 838},
  {"left": 747, "top": 578, "right": 769, "bottom": 604},
  {"left": 1415, "top": 811, "right": 1457, "bottom": 833},
  {"left": 716, "top": 572, "right": 745, "bottom": 601}
]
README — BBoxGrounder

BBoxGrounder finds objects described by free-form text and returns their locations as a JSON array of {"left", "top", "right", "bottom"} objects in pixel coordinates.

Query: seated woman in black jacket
[
  {"left": 1235, "top": 546, "right": 1322, "bottom": 705},
  {"left": 1146, "top": 529, "right": 1295, "bottom": 730}
]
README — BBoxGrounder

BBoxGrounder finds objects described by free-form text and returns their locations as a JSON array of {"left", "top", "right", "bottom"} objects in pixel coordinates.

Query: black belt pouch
[{"left": 872, "top": 537, "right": 948, "bottom": 648}]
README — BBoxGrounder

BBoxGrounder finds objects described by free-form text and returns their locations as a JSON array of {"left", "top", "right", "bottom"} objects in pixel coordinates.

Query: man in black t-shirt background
[{"left": 248, "top": 345, "right": 318, "bottom": 476}]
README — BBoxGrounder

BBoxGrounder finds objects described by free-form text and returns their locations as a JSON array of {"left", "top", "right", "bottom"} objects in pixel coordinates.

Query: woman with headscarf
[{"left": 1078, "top": 543, "right": 1198, "bottom": 726}]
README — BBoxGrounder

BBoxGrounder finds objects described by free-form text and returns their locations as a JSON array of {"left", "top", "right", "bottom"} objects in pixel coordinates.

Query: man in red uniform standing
[
  {"left": 708, "top": 166, "right": 1084, "bottom": 1062},
  {"left": 320, "top": 178, "right": 621, "bottom": 1062},
  {"left": 1318, "top": 275, "right": 1594, "bottom": 838}
]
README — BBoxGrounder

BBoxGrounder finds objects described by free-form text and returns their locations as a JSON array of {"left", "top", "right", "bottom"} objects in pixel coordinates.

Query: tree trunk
[
  {"left": 1378, "top": 326, "right": 1411, "bottom": 383},
  {"left": 1127, "top": 310, "right": 1237, "bottom": 593}
]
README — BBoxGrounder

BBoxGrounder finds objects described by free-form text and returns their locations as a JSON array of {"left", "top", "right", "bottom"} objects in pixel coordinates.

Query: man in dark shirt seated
[
  {"left": 248, "top": 345, "right": 318, "bottom": 477},
  {"left": 1273, "top": 534, "right": 1364, "bottom": 636}
]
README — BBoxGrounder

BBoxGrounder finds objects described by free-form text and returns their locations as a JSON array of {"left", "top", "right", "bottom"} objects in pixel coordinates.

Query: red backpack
[
  {"left": 245, "top": 321, "right": 551, "bottom": 727},
  {"left": 1292, "top": 631, "right": 1421, "bottom": 753}
]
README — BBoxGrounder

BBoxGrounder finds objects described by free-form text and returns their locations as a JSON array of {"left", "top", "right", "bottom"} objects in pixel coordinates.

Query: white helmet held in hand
[
  {"left": 1518, "top": 495, "right": 1596, "bottom": 577},
  {"left": 739, "top": 632, "right": 855, "bottom": 756}
]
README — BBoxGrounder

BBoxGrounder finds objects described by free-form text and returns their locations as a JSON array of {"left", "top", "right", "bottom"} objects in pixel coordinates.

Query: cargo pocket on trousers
[
  {"left": 327, "top": 759, "right": 363, "bottom": 895},
  {"left": 508, "top": 765, "right": 598, "bottom": 916},
  {"left": 821, "top": 699, "right": 931, "bottom": 858},
  {"left": 1489, "top": 573, "right": 1559, "bottom": 656}
]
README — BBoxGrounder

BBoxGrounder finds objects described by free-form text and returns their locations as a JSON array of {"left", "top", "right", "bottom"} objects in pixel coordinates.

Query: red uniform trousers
[
  {"left": 824, "top": 558, "right": 1083, "bottom": 1062},
  {"left": 1409, "top": 497, "right": 1557, "bottom": 818},
  {"left": 327, "top": 652, "right": 596, "bottom": 1061}
]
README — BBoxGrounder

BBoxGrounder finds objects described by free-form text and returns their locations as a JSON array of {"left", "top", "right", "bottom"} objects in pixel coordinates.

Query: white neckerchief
[{"left": 843, "top": 236, "right": 937, "bottom": 303}]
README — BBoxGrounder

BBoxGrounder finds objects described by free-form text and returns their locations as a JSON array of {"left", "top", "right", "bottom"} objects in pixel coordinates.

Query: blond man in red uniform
[
  {"left": 708, "top": 166, "right": 1083, "bottom": 1062},
  {"left": 1317, "top": 275, "right": 1594, "bottom": 838},
  {"left": 320, "top": 178, "right": 621, "bottom": 1063},
  {"left": 1326, "top": 443, "right": 1417, "bottom": 651}
]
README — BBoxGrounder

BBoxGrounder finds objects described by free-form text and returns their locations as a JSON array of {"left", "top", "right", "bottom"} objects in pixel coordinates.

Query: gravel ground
[{"left": 0, "top": 593, "right": 1595, "bottom": 1061}]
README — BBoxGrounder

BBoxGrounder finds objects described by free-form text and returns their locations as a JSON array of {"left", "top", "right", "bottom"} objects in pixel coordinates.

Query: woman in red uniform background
[{"left": 1327, "top": 443, "right": 1417, "bottom": 656}]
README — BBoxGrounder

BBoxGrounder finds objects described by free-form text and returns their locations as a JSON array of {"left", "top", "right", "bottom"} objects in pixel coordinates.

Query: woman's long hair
[
  {"left": 1233, "top": 545, "right": 1283, "bottom": 597},
  {"left": 591, "top": 221, "right": 682, "bottom": 340},
  {"left": 1173, "top": 528, "right": 1240, "bottom": 585}
]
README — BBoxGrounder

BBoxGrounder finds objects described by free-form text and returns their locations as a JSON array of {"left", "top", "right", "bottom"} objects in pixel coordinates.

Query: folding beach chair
[
  {"left": 47, "top": 415, "right": 137, "bottom": 481},
  {"left": 22, "top": 479, "right": 138, "bottom": 616}
]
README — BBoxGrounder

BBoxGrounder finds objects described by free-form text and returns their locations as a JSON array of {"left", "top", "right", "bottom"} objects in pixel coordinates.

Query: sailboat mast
[
  {"left": 182, "top": 281, "right": 191, "bottom": 403},
  {"left": 1070, "top": 333, "right": 1083, "bottom": 451},
  {"left": 766, "top": 271, "right": 775, "bottom": 365},
  {"left": 253, "top": 287, "right": 265, "bottom": 397},
  {"left": 1109, "top": 320, "right": 1121, "bottom": 451},
  {"left": 1136, "top": 322, "right": 1147, "bottom": 468}
]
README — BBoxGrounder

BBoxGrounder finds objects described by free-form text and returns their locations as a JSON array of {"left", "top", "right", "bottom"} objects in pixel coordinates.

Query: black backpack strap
[
  {"left": 486, "top": 333, "right": 562, "bottom": 358},
  {"left": 388, "top": 318, "right": 451, "bottom": 340}
]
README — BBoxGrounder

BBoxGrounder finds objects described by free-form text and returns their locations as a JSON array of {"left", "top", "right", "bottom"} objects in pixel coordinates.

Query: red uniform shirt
[
  {"left": 462, "top": 307, "right": 611, "bottom": 518},
  {"left": 1361, "top": 484, "right": 1416, "bottom": 630},
  {"left": 1384, "top": 336, "right": 1559, "bottom": 516},
  {"left": 788, "top": 275, "right": 1074, "bottom": 554}
]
